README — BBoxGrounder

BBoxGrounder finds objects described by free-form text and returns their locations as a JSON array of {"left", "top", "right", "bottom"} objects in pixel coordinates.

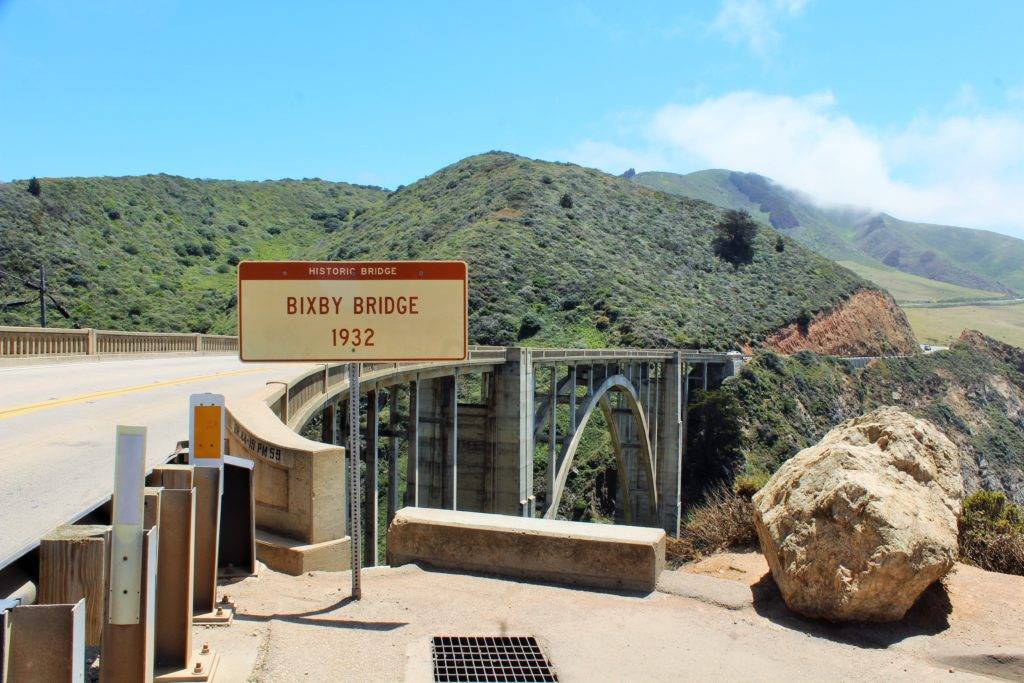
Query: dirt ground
[{"left": 195, "top": 553, "right": 1024, "bottom": 682}]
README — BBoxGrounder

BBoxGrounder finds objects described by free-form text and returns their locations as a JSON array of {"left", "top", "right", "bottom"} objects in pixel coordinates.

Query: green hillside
[
  {"left": 634, "top": 169, "right": 1024, "bottom": 295},
  {"left": 322, "top": 152, "right": 872, "bottom": 350},
  {"left": 0, "top": 175, "right": 386, "bottom": 332}
]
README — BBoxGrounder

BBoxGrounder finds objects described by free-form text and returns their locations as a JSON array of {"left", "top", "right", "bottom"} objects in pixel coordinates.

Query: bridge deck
[{"left": 0, "top": 355, "right": 315, "bottom": 569}]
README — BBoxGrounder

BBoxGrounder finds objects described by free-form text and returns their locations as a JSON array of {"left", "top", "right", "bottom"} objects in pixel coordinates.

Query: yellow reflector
[{"left": 192, "top": 405, "right": 222, "bottom": 458}]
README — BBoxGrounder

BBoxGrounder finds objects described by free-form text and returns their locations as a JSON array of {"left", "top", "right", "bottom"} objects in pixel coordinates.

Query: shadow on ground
[
  {"left": 234, "top": 596, "right": 408, "bottom": 631},
  {"left": 749, "top": 571, "right": 952, "bottom": 649}
]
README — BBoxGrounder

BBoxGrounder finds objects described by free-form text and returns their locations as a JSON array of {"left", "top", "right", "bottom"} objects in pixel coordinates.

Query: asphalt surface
[{"left": 0, "top": 355, "right": 311, "bottom": 569}]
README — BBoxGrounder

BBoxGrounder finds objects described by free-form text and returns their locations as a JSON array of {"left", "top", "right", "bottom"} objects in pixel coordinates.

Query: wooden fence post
[{"left": 38, "top": 525, "right": 110, "bottom": 646}]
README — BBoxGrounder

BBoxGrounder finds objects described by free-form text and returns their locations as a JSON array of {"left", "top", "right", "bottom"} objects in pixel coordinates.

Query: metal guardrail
[{"left": 0, "top": 325, "right": 238, "bottom": 359}]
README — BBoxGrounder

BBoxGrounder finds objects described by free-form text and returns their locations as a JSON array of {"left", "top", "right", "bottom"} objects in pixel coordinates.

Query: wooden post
[
  {"left": 100, "top": 527, "right": 157, "bottom": 683},
  {"left": 7, "top": 600, "right": 86, "bottom": 682},
  {"left": 38, "top": 525, "right": 110, "bottom": 646},
  {"left": 154, "top": 488, "right": 195, "bottom": 671},
  {"left": 148, "top": 465, "right": 193, "bottom": 492}
]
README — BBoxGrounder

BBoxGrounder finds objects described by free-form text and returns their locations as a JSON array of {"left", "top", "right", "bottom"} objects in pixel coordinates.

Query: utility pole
[{"left": 38, "top": 264, "right": 46, "bottom": 328}]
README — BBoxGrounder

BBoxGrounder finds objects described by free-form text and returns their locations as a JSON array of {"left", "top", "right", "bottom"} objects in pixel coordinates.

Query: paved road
[{"left": 0, "top": 355, "right": 312, "bottom": 569}]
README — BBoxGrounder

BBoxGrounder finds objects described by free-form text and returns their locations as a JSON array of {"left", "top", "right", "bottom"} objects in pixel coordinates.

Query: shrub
[
  {"left": 123, "top": 244, "right": 139, "bottom": 255},
  {"left": 666, "top": 486, "right": 758, "bottom": 565},
  {"left": 733, "top": 472, "right": 770, "bottom": 499},
  {"left": 107, "top": 209, "right": 121, "bottom": 220},
  {"left": 27, "top": 177, "right": 41, "bottom": 196},
  {"left": 713, "top": 209, "right": 758, "bottom": 266},
  {"left": 958, "top": 490, "right": 1024, "bottom": 576},
  {"left": 559, "top": 192, "right": 573, "bottom": 209},
  {"left": 775, "top": 236, "right": 785, "bottom": 252},
  {"left": 267, "top": 226, "right": 281, "bottom": 235},
  {"left": 518, "top": 312, "right": 543, "bottom": 340}
]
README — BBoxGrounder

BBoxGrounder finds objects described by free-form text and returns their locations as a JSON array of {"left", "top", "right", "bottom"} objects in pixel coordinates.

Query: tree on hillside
[
  {"left": 27, "top": 177, "right": 41, "bottom": 197},
  {"left": 714, "top": 209, "right": 758, "bottom": 266}
]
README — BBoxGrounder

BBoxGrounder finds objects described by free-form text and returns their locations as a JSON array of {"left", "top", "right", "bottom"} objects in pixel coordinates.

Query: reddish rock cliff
[{"left": 763, "top": 289, "right": 918, "bottom": 356}]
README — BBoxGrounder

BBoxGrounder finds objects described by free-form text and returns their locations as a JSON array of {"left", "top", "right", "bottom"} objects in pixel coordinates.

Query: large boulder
[{"left": 752, "top": 407, "right": 962, "bottom": 621}]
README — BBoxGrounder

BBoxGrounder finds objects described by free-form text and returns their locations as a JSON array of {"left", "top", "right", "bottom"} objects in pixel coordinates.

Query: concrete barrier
[
  {"left": 387, "top": 508, "right": 666, "bottom": 592},
  {"left": 0, "top": 325, "right": 237, "bottom": 365}
]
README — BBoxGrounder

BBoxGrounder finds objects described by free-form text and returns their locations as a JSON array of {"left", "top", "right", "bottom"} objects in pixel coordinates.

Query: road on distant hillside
[{"left": 0, "top": 355, "right": 313, "bottom": 569}]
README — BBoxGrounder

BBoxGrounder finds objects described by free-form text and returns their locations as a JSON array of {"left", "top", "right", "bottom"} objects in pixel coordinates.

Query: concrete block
[
  {"left": 255, "top": 530, "right": 351, "bottom": 575},
  {"left": 387, "top": 508, "right": 665, "bottom": 592}
]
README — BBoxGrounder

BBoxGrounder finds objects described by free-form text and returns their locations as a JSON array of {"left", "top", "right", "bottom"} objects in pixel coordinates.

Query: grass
[
  {"left": 838, "top": 260, "right": 1004, "bottom": 303},
  {"left": 666, "top": 485, "right": 757, "bottom": 566},
  {"left": 905, "top": 302, "right": 1024, "bottom": 348}
]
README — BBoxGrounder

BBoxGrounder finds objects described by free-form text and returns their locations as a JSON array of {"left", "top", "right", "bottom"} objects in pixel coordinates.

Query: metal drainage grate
[{"left": 432, "top": 636, "right": 558, "bottom": 682}]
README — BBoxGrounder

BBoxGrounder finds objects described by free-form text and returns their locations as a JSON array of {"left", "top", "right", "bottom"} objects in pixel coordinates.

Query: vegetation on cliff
[{"left": 685, "top": 331, "right": 1024, "bottom": 507}]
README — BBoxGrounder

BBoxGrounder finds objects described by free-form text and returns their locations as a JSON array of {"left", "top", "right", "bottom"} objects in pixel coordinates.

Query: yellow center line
[{"left": 0, "top": 367, "right": 265, "bottom": 420}]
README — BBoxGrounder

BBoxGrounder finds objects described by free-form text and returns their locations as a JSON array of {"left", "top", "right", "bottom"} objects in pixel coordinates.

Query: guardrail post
[
  {"left": 38, "top": 525, "right": 110, "bottom": 647},
  {"left": 7, "top": 600, "right": 86, "bottom": 682},
  {"left": 193, "top": 334, "right": 203, "bottom": 353},
  {"left": 86, "top": 329, "right": 97, "bottom": 355}
]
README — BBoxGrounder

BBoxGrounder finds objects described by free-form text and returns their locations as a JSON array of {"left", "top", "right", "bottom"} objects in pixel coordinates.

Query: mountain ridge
[{"left": 633, "top": 169, "right": 1024, "bottom": 295}]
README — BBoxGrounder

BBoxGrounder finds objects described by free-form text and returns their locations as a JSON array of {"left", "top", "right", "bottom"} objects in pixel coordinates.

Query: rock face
[
  {"left": 752, "top": 407, "right": 963, "bottom": 622},
  {"left": 763, "top": 288, "right": 919, "bottom": 357}
]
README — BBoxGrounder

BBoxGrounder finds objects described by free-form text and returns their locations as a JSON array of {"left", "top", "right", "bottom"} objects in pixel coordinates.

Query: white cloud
[
  {"left": 557, "top": 90, "right": 1024, "bottom": 237},
  {"left": 711, "top": 0, "right": 809, "bottom": 56}
]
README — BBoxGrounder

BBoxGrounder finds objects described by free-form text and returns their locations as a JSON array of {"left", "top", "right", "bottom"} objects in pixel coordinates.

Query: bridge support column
[
  {"left": 414, "top": 377, "right": 454, "bottom": 509},
  {"left": 490, "top": 348, "right": 534, "bottom": 517},
  {"left": 363, "top": 390, "right": 380, "bottom": 566},
  {"left": 656, "top": 353, "right": 683, "bottom": 536}
]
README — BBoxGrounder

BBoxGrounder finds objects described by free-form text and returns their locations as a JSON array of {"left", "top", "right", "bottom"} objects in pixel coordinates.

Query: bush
[
  {"left": 713, "top": 209, "right": 758, "bottom": 266},
  {"left": 27, "top": 177, "right": 41, "bottom": 196},
  {"left": 733, "top": 472, "right": 770, "bottom": 499},
  {"left": 559, "top": 192, "right": 573, "bottom": 209},
  {"left": 518, "top": 312, "right": 543, "bottom": 340},
  {"left": 666, "top": 486, "right": 758, "bottom": 565},
  {"left": 959, "top": 490, "right": 1024, "bottom": 576},
  {"left": 775, "top": 236, "right": 785, "bottom": 252}
]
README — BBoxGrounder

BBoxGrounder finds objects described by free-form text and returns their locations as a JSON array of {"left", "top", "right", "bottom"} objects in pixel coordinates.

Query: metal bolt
[
  {"left": 193, "top": 662, "right": 203, "bottom": 674},
  {"left": 216, "top": 606, "right": 224, "bottom": 616},
  {"left": 221, "top": 595, "right": 230, "bottom": 604},
  {"left": 201, "top": 643, "right": 210, "bottom": 655}
]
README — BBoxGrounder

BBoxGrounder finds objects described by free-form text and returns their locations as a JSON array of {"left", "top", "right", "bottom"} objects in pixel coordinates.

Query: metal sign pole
[{"left": 348, "top": 362, "right": 362, "bottom": 599}]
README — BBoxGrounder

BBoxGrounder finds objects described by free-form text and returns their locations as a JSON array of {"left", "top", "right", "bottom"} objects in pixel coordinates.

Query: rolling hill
[
  {"left": 0, "top": 175, "right": 386, "bottom": 332},
  {"left": 633, "top": 169, "right": 1024, "bottom": 296},
  {"left": 321, "top": 152, "right": 910, "bottom": 352},
  {"left": 1, "top": 153, "right": 916, "bottom": 355}
]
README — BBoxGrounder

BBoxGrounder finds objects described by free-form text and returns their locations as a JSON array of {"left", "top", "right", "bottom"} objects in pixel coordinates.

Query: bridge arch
[{"left": 543, "top": 373, "right": 658, "bottom": 525}]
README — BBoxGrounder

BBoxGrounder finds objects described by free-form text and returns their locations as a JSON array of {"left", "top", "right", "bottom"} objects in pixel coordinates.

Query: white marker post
[
  {"left": 109, "top": 425, "right": 146, "bottom": 624},
  {"left": 347, "top": 363, "right": 362, "bottom": 600}
]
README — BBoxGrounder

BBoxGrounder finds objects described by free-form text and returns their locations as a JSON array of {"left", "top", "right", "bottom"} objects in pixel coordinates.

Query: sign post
[
  {"left": 237, "top": 261, "right": 468, "bottom": 599},
  {"left": 347, "top": 363, "right": 362, "bottom": 599}
]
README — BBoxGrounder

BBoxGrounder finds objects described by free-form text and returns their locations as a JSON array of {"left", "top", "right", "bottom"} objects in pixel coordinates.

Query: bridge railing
[{"left": 0, "top": 325, "right": 239, "bottom": 360}]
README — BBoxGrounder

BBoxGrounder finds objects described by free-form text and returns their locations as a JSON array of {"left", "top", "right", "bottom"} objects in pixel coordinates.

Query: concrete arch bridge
[{"left": 225, "top": 346, "right": 745, "bottom": 569}]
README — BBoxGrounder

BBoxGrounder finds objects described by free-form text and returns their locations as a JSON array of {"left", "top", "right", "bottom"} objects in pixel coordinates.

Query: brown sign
[{"left": 237, "top": 261, "right": 468, "bottom": 362}]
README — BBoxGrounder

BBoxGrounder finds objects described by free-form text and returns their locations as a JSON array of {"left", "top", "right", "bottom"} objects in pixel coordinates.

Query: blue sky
[{"left": 2, "top": 1, "right": 1024, "bottom": 235}]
